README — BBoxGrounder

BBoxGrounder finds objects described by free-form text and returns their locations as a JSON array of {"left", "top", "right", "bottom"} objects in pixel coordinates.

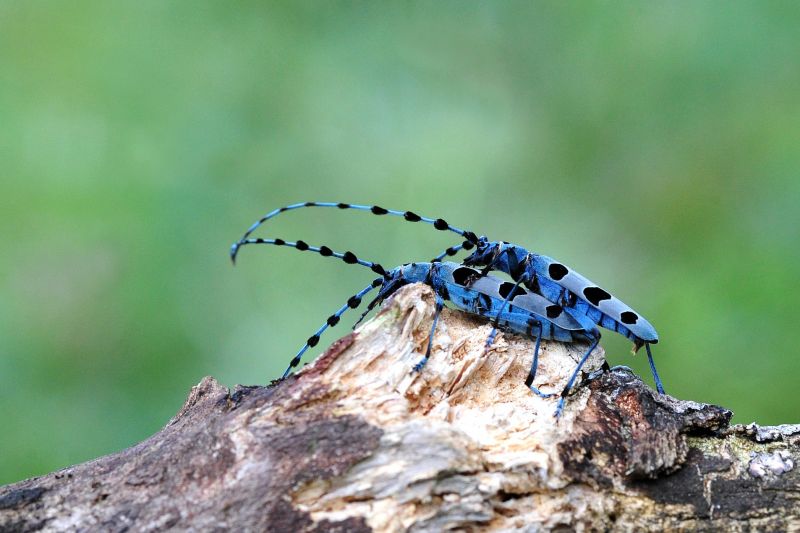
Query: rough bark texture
[{"left": 1, "top": 284, "right": 798, "bottom": 532}]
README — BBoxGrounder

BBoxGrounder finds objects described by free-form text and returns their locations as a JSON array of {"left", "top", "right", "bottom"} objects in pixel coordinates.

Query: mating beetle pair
[{"left": 231, "top": 202, "right": 664, "bottom": 417}]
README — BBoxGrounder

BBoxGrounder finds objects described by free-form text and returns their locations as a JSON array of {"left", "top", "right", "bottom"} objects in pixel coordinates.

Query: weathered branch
[{"left": 1, "top": 284, "right": 798, "bottom": 532}]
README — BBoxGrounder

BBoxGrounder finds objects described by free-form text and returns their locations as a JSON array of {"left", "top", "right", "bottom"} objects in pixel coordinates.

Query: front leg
[{"left": 413, "top": 295, "right": 445, "bottom": 372}]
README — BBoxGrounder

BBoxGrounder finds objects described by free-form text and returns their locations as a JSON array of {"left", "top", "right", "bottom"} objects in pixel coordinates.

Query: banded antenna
[{"left": 230, "top": 202, "right": 480, "bottom": 264}]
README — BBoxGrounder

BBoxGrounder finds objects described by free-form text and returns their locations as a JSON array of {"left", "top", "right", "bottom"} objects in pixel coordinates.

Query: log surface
[{"left": 1, "top": 284, "right": 798, "bottom": 532}]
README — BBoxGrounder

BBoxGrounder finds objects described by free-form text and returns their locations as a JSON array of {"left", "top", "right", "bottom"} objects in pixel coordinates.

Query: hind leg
[
  {"left": 645, "top": 342, "right": 666, "bottom": 394},
  {"left": 554, "top": 336, "right": 601, "bottom": 418}
]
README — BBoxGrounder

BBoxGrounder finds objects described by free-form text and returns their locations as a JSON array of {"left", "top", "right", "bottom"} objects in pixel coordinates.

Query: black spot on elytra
[
  {"left": 371, "top": 206, "right": 388, "bottom": 215},
  {"left": 546, "top": 305, "right": 563, "bottom": 319},
  {"left": 433, "top": 218, "right": 449, "bottom": 230},
  {"left": 319, "top": 246, "right": 333, "bottom": 257},
  {"left": 620, "top": 311, "right": 639, "bottom": 325},
  {"left": 404, "top": 211, "right": 421, "bottom": 222},
  {"left": 295, "top": 240, "right": 309, "bottom": 251},
  {"left": 274, "top": 238, "right": 286, "bottom": 246},
  {"left": 347, "top": 296, "right": 362, "bottom": 308},
  {"left": 371, "top": 264, "right": 386, "bottom": 276},
  {"left": 452, "top": 266, "right": 480, "bottom": 287},
  {"left": 307, "top": 335, "right": 320, "bottom": 347},
  {"left": 337, "top": 203, "right": 350, "bottom": 209},
  {"left": 342, "top": 251, "right": 358, "bottom": 264},
  {"left": 498, "top": 282, "right": 527, "bottom": 300},
  {"left": 583, "top": 286, "right": 612, "bottom": 306},
  {"left": 327, "top": 315, "right": 340, "bottom": 327},
  {"left": 548, "top": 263, "right": 569, "bottom": 280}
]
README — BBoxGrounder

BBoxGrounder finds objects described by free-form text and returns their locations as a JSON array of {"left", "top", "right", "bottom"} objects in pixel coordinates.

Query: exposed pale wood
[{"left": 1, "top": 284, "right": 798, "bottom": 532}]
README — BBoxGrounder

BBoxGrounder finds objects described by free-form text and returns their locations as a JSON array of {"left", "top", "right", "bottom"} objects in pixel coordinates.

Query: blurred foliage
[{"left": 1, "top": 1, "right": 799, "bottom": 484}]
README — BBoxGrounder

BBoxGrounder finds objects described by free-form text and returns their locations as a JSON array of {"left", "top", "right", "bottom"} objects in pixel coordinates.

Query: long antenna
[
  {"left": 230, "top": 237, "right": 387, "bottom": 277},
  {"left": 231, "top": 202, "right": 480, "bottom": 263}
]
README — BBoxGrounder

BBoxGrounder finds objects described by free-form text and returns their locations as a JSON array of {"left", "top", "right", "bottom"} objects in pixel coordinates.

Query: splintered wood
[{"left": 1, "top": 284, "right": 797, "bottom": 532}]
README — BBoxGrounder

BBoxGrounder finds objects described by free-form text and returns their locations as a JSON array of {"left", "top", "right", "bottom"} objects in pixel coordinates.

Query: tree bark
[{"left": 1, "top": 284, "right": 798, "bottom": 532}]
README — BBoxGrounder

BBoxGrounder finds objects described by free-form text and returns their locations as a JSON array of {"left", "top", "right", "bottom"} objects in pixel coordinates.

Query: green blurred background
[{"left": 2, "top": 1, "right": 799, "bottom": 485}]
